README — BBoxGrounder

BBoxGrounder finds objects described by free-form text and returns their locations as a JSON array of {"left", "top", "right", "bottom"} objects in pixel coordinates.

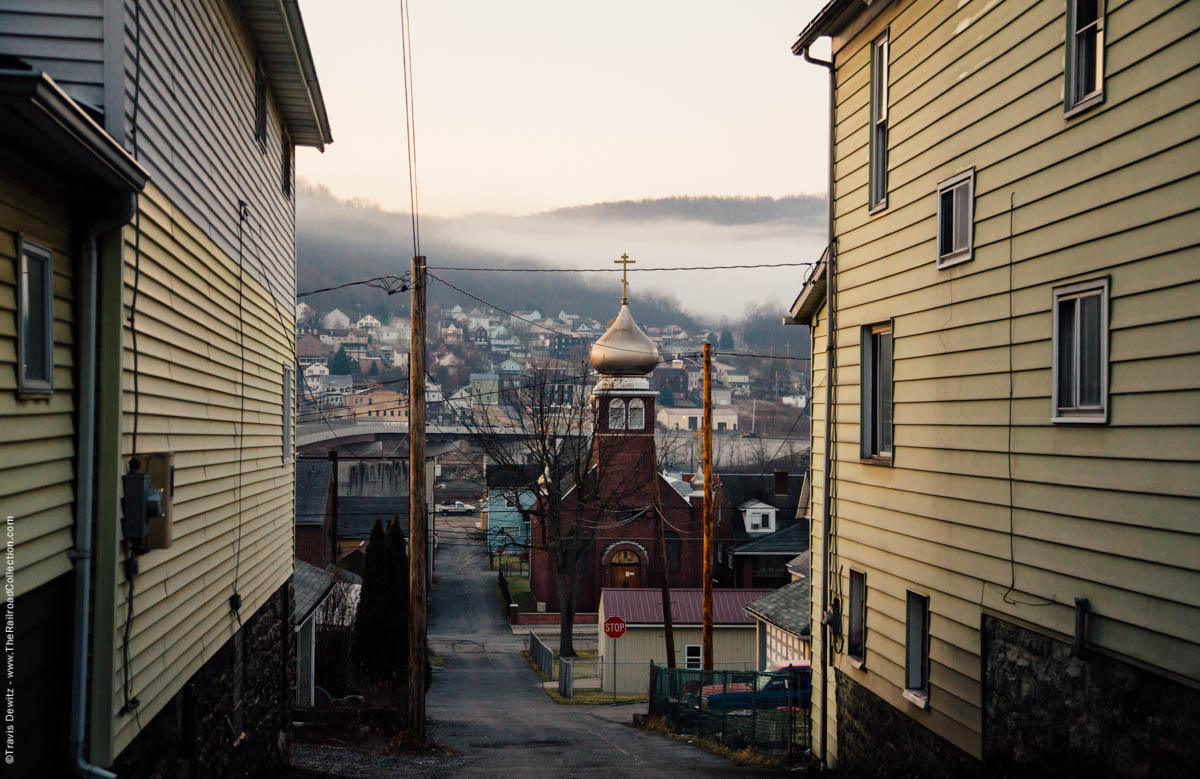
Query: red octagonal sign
[{"left": 604, "top": 616, "right": 627, "bottom": 639}]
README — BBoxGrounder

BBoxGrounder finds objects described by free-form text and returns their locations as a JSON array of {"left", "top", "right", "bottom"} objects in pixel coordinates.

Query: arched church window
[
  {"left": 628, "top": 398, "right": 645, "bottom": 430},
  {"left": 665, "top": 531, "right": 681, "bottom": 573},
  {"left": 611, "top": 549, "right": 638, "bottom": 565},
  {"left": 609, "top": 398, "right": 626, "bottom": 430}
]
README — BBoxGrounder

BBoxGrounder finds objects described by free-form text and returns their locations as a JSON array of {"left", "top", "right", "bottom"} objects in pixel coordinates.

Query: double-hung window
[
  {"left": 1066, "top": 0, "right": 1105, "bottom": 115},
  {"left": 282, "top": 365, "right": 293, "bottom": 463},
  {"left": 860, "top": 323, "right": 893, "bottom": 460},
  {"left": 848, "top": 570, "right": 867, "bottom": 665},
  {"left": 869, "top": 34, "right": 890, "bottom": 212},
  {"left": 17, "top": 239, "right": 54, "bottom": 394},
  {"left": 254, "top": 61, "right": 268, "bottom": 146},
  {"left": 904, "top": 591, "right": 930, "bottom": 707},
  {"left": 936, "top": 169, "right": 974, "bottom": 268},
  {"left": 685, "top": 644, "right": 702, "bottom": 670},
  {"left": 628, "top": 398, "right": 645, "bottom": 430},
  {"left": 1052, "top": 278, "right": 1108, "bottom": 423}
]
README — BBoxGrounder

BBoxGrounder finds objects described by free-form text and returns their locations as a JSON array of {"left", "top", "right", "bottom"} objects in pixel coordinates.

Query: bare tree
[{"left": 464, "top": 356, "right": 676, "bottom": 657}]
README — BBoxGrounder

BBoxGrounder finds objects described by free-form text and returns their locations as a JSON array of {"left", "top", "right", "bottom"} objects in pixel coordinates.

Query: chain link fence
[{"left": 648, "top": 664, "right": 811, "bottom": 758}]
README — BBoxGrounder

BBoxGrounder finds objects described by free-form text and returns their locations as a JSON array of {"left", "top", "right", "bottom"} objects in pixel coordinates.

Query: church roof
[{"left": 590, "top": 303, "right": 661, "bottom": 376}]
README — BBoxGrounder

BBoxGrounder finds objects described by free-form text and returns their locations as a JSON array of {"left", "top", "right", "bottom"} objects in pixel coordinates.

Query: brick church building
[{"left": 529, "top": 293, "right": 734, "bottom": 613}]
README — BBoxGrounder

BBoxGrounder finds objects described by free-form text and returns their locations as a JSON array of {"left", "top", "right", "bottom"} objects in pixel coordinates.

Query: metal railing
[
  {"left": 528, "top": 631, "right": 555, "bottom": 678},
  {"left": 558, "top": 657, "right": 573, "bottom": 698},
  {"left": 648, "top": 664, "right": 811, "bottom": 757}
]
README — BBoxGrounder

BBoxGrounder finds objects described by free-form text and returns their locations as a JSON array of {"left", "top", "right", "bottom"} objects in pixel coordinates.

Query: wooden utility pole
[
  {"left": 701, "top": 342, "right": 714, "bottom": 670},
  {"left": 407, "top": 255, "right": 427, "bottom": 738},
  {"left": 651, "top": 462, "right": 677, "bottom": 667}
]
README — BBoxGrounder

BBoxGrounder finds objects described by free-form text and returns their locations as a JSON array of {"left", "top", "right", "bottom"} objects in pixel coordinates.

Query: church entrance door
[{"left": 608, "top": 549, "right": 641, "bottom": 588}]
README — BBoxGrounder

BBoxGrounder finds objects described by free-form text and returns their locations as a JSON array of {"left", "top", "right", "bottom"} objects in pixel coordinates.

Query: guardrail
[{"left": 528, "top": 631, "right": 556, "bottom": 679}]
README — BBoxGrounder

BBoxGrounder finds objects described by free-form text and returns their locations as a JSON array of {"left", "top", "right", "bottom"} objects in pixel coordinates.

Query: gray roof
[
  {"left": 293, "top": 559, "right": 334, "bottom": 626},
  {"left": 296, "top": 460, "right": 333, "bottom": 526},
  {"left": 337, "top": 496, "right": 408, "bottom": 540},
  {"left": 720, "top": 472, "right": 809, "bottom": 541},
  {"left": 787, "top": 551, "right": 811, "bottom": 575},
  {"left": 732, "top": 521, "right": 810, "bottom": 556},
  {"left": 486, "top": 464, "right": 542, "bottom": 490},
  {"left": 744, "top": 578, "right": 811, "bottom": 638}
]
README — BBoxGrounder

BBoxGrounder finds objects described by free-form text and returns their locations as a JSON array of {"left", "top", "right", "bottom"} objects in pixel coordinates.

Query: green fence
[{"left": 648, "top": 664, "right": 811, "bottom": 758}]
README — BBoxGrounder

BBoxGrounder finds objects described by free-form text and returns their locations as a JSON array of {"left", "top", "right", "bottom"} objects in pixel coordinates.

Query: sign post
[{"left": 604, "top": 616, "right": 627, "bottom": 702}]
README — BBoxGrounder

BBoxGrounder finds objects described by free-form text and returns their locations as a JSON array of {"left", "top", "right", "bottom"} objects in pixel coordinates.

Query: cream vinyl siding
[
  {"left": 0, "top": 163, "right": 78, "bottom": 598},
  {"left": 121, "top": 0, "right": 297, "bottom": 307},
  {"left": 101, "top": 181, "right": 295, "bottom": 758},
  {"left": 811, "top": 0, "right": 1200, "bottom": 762},
  {"left": 596, "top": 623, "right": 758, "bottom": 693}
]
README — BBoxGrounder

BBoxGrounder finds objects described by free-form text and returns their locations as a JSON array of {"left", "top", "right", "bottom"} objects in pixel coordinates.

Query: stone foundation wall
[
  {"left": 112, "top": 581, "right": 295, "bottom": 778},
  {"left": 835, "top": 669, "right": 980, "bottom": 777},
  {"left": 982, "top": 615, "right": 1199, "bottom": 779}
]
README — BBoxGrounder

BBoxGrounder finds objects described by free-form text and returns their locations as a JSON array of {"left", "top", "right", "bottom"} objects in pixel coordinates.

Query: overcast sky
[{"left": 296, "top": 0, "right": 831, "bottom": 217}]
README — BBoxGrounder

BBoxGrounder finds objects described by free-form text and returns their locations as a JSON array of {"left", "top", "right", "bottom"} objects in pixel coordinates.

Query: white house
[
  {"left": 296, "top": 301, "right": 314, "bottom": 322},
  {"left": 304, "top": 363, "right": 329, "bottom": 391},
  {"left": 323, "top": 308, "right": 350, "bottom": 330},
  {"left": 355, "top": 313, "right": 381, "bottom": 330},
  {"left": 656, "top": 406, "right": 739, "bottom": 432}
]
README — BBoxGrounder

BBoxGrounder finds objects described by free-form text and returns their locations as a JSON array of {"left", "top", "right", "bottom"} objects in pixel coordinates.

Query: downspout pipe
[
  {"left": 70, "top": 192, "right": 137, "bottom": 779},
  {"left": 802, "top": 41, "right": 836, "bottom": 769}
]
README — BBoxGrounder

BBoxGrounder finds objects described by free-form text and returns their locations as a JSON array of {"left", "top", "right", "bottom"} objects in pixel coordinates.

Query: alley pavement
[{"left": 287, "top": 516, "right": 783, "bottom": 777}]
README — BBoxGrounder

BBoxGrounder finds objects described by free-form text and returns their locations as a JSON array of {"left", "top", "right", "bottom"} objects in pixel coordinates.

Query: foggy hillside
[{"left": 296, "top": 182, "right": 827, "bottom": 329}]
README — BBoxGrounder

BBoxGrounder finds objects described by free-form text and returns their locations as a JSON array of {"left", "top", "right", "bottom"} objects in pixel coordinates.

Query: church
[{"left": 528, "top": 280, "right": 734, "bottom": 614}]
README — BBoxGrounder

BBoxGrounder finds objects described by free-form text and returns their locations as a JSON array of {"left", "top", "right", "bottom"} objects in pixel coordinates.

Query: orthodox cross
[{"left": 615, "top": 252, "right": 635, "bottom": 304}]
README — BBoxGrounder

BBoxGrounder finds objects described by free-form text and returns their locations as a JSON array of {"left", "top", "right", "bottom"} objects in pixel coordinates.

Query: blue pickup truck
[{"left": 703, "top": 665, "right": 812, "bottom": 711}]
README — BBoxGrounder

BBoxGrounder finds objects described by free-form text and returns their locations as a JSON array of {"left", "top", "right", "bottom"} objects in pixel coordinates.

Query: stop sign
[{"left": 604, "top": 616, "right": 627, "bottom": 639}]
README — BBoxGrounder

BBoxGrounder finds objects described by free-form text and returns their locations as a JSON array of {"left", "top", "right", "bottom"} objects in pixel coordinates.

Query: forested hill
[
  {"left": 539, "top": 194, "right": 824, "bottom": 226},
  {"left": 295, "top": 183, "right": 824, "bottom": 330}
]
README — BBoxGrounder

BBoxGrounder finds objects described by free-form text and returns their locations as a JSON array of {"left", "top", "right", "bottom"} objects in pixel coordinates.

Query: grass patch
[
  {"left": 501, "top": 573, "right": 535, "bottom": 609},
  {"left": 641, "top": 716, "right": 807, "bottom": 769}
]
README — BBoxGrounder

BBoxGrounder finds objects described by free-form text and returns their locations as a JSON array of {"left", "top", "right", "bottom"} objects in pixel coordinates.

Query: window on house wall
[
  {"left": 936, "top": 169, "right": 974, "bottom": 268},
  {"left": 860, "top": 323, "right": 893, "bottom": 459},
  {"left": 1066, "top": 0, "right": 1105, "bottom": 115},
  {"left": 687, "top": 416, "right": 697, "bottom": 431},
  {"left": 665, "top": 531, "right": 681, "bottom": 573},
  {"left": 255, "top": 61, "right": 267, "bottom": 146},
  {"left": 282, "top": 131, "right": 293, "bottom": 197},
  {"left": 609, "top": 398, "right": 626, "bottom": 429},
  {"left": 1052, "top": 278, "right": 1109, "bottom": 423},
  {"left": 505, "top": 494, "right": 517, "bottom": 508},
  {"left": 869, "top": 33, "right": 890, "bottom": 211},
  {"left": 628, "top": 398, "right": 645, "bottom": 430},
  {"left": 848, "top": 570, "right": 866, "bottom": 664},
  {"left": 283, "top": 365, "right": 293, "bottom": 463},
  {"left": 17, "top": 239, "right": 53, "bottom": 394},
  {"left": 905, "top": 591, "right": 930, "bottom": 704},
  {"left": 685, "top": 644, "right": 701, "bottom": 670}
]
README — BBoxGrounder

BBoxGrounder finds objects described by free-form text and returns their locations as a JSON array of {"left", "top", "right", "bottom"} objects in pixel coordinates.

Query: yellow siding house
[
  {"left": 787, "top": 0, "right": 1199, "bottom": 775},
  {"left": 0, "top": 1, "right": 331, "bottom": 776}
]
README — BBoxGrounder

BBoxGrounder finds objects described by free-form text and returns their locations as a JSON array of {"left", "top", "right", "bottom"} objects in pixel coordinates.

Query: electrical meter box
[{"left": 144, "top": 452, "right": 174, "bottom": 550}]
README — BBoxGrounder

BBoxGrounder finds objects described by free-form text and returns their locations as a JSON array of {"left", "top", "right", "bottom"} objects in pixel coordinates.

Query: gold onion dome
[{"left": 590, "top": 303, "right": 661, "bottom": 376}]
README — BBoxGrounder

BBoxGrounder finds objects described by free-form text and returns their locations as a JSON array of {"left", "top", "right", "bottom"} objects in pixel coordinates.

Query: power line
[
  {"left": 297, "top": 273, "right": 410, "bottom": 298},
  {"left": 716, "top": 350, "right": 812, "bottom": 362},
  {"left": 428, "top": 262, "right": 817, "bottom": 273}
]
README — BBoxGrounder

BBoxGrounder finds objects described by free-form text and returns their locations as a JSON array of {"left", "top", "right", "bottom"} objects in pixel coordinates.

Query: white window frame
[
  {"left": 628, "top": 398, "right": 645, "bottom": 430},
  {"left": 608, "top": 398, "right": 626, "bottom": 430},
  {"left": 936, "top": 169, "right": 975, "bottom": 269},
  {"left": 1051, "top": 277, "right": 1109, "bottom": 424},
  {"left": 685, "top": 644, "right": 702, "bottom": 670},
  {"left": 868, "top": 33, "right": 890, "bottom": 213},
  {"left": 282, "top": 365, "right": 293, "bottom": 463},
  {"left": 904, "top": 591, "right": 930, "bottom": 709},
  {"left": 17, "top": 239, "right": 54, "bottom": 395},
  {"left": 848, "top": 569, "right": 866, "bottom": 667},
  {"left": 1065, "top": 0, "right": 1105, "bottom": 117}
]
